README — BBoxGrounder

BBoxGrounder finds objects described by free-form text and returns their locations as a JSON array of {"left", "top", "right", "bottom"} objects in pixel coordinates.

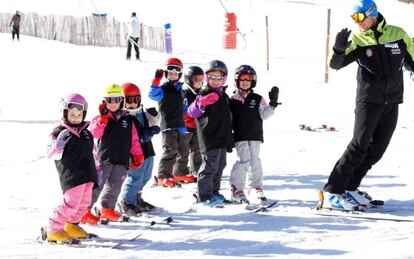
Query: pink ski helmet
[{"left": 61, "top": 93, "right": 88, "bottom": 122}]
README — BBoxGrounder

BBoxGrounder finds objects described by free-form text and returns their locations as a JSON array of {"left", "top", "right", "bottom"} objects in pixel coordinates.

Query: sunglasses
[
  {"left": 104, "top": 96, "right": 124, "bottom": 104},
  {"left": 207, "top": 74, "right": 224, "bottom": 81},
  {"left": 66, "top": 102, "right": 86, "bottom": 111},
  {"left": 351, "top": 3, "right": 377, "bottom": 22},
  {"left": 166, "top": 65, "right": 182, "bottom": 73},
  {"left": 125, "top": 95, "right": 141, "bottom": 104}
]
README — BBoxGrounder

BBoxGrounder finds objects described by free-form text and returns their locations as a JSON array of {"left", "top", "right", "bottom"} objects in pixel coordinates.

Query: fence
[{"left": 0, "top": 12, "right": 165, "bottom": 51}]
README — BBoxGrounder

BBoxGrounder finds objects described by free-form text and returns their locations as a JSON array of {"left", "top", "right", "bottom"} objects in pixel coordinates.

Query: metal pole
[
  {"left": 324, "top": 9, "right": 331, "bottom": 83},
  {"left": 266, "top": 16, "right": 270, "bottom": 71}
]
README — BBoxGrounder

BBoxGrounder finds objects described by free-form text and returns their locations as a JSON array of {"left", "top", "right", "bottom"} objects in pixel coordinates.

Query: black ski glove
[
  {"left": 333, "top": 28, "right": 351, "bottom": 54},
  {"left": 146, "top": 107, "right": 158, "bottom": 117},
  {"left": 269, "top": 86, "right": 280, "bottom": 108}
]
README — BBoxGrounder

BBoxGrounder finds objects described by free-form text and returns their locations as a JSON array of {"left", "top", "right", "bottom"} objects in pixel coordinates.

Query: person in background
[
  {"left": 9, "top": 11, "right": 21, "bottom": 41},
  {"left": 126, "top": 12, "right": 141, "bottom": 61},
  {"left": 322, "top": 0, "right": 414, "bottom": 210}
]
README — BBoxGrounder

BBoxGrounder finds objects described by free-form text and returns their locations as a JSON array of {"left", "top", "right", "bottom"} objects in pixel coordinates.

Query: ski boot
[
  {"left": 346, "top": 189, "right": 384, "bottom": 207},
  {"left": 231, "top": 185, "right": 250, "bottom": 204},
  {"left": 173, "top": 174, "right": 196, "bottom": 183},
  {"left": 157, "top": 177, "right": 181, "bottom": 188},
  {"left": 46, "top": 229, "right": 72, "bottom": 243},
  {"left": 80, "top": 208, "right": 99, "bottom": 225},
  {"left": 64, "top": 222, "right": 87, "bottom": 239},
  {"left": 116, "top": 200, "right": 142, "bottom": 217}
]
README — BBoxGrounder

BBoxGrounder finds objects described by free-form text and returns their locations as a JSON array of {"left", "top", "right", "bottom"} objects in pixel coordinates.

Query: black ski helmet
[
  {"left": 184, "top": 66, "right": 204, "bottom": 86},
  {"left": 234, "top": 64, "right": 257, "bottom": 88},
  {"left": 205, "top": 60, "right": 228, "bottom": 76}
]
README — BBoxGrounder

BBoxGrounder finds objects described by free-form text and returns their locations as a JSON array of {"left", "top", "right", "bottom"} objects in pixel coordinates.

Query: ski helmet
[
  {"left": 164, "top": 57, "right": 184, "bottom": 79},
  {"left": 103, "top": 84, "right": 124, "bottom": 97},
  {"left": 352, "top": 0, "right": 378, "bottom": 17},
  {"left": 122, "top": 82, "right": 141, "bottom": 96},
  {"left": 122, "top": 82, "right": 141, "bottom": 106},
  {"left": 184, "top": 66, "right": 204, "bottom": 87},
  {"left": 234, "top": 65, "right": 257, "bottom": 89},
  {"left": 205, "top": 60, "right": 228, "bottom": 76},
  {"left": 61, "top": 93, "right": 88, "bottom": 122}
]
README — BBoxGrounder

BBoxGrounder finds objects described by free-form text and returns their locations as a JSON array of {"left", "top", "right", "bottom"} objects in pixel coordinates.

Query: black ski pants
[
  {"left": 324, "top": 103, "right": 398, "bottom": 194},
  {"left": 197, "top": 148, "right": 227, "bottom": 202},
  {"left": 12, "top": 26, "right": 19, "bottom": 40},
  {"left": 126, "top": 37, "right": 140, "bottom": 59}
]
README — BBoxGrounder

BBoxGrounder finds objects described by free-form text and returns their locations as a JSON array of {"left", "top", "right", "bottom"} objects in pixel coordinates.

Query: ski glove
[
  {"left": 152, "top": 69, "right": 164, "bottom": 86},
  {"left": 269, "top": 86, "right": 280, "bottom": 108},
  {"left": 56, "top": 129, "right": 71, "bottom": 150},
  {"left": 99, "top": 101, "right": 109, "bottom": 116},
  {"left": 146, "top": 107, "right": 158, "bottom": 117},
  {"left": 130, "top": 154, "right": 145, "bottom": 169},
  {"left": 199, "top": 92, "right": 219, "bottom": 108},
  {"left": 333, "top": 28, "right": 351, "bottom": 54}
]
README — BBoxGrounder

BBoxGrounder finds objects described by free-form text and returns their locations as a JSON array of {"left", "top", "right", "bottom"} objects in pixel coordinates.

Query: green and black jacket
[{"left": 330, "top": 13, "right": 414, "bottom": 105}]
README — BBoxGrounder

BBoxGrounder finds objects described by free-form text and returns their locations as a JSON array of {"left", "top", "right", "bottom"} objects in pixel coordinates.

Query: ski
[
  {"left": 38, "top": 227, "right": 82, "bottom": 245},
  {"left": 111, "top": 216, "right": 173, "bottom": 249},
  {"left": 250, "top": 200, "right": 278, "bottom": 213},
  {"left": 311, "top": 208, "right": 414, "bottom": 222}
]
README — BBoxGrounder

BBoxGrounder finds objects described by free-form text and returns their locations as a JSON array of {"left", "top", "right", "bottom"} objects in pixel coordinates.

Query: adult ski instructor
[{"left": 322, "top": 0, "right": 414, "bottom": 210}]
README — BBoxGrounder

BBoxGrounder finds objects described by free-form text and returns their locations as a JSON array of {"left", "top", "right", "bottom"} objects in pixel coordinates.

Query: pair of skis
[{"left": 37, "top": 216, "right": 174, "bottom": 247}]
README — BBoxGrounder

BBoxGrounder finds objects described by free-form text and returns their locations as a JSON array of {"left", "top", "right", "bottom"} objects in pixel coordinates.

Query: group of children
[{"left": 45, "top": 57, "right": 280, "bottom": 242}]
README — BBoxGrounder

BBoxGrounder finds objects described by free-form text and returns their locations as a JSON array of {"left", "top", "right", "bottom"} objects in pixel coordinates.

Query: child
[
  {"left": 149, "top": 57, "right": 191, "bottom": 187},
  {"left": 228, "top": 65, "right": 279, "bottom": 204},
  {"left": 117, "top": 82, "right": 161, "bottom": 216},
  {"left": 181, "top": 66, "right": 204, "bottom": 179},
  {"left": 46, "top": 93, "right": 98, "bottom": 242},
  {"left": 188, "top": 60, "right": 234, "bottom": 207},
  {"left": 81, "top": 84, "right": 144, "bottom": 224}
]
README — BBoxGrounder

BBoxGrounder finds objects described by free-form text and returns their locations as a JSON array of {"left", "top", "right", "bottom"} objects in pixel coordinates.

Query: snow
[{"left": 1, "top": 0, "right": 414, "bottom": 258}]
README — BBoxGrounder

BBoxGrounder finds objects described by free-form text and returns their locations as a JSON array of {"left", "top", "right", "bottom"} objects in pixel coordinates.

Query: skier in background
[
  {"left": 228, "top": 65, "right": 279, "bottom": 205},
  {"left": 126, "top": 12, "right": 141, "bottom": 61},
  {"left": 322, "top": 0, "right": 414, "bottom": 210},
  {"left": 9, "top": 11, "right": 21, "bottom": 41},
  {"left": 46, "top": 93, "right": 98, "bottom": 243}
]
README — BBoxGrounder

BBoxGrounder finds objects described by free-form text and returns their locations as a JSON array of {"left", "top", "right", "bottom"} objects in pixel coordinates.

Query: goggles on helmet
[
  {"left": 104, "top": 96, "right": 124, "bottom": 104},
  {"left": 351, "top": 3, "right": 377, "bottom": 22},
  {"left": 66, "top": 102, "right": 86, "bottom": 111},
  {"left": 125, "top": 95, "right": 141, "bottom": 104},
  {"left": 238, "top": 74, "right": 254, "bottom": 82},
  {"left": 166, "top": 65, "right": 182, "bottom": 73},
  {"left": 207, "top": 74, "right": 224, "bottom": 81}
]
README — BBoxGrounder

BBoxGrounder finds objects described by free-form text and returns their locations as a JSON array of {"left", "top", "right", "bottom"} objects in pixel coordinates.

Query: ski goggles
[
  {"left": 104, "top": 96, "right": 124, "bottom": 104},
  {"left": 238, "top": 74, "right": 254, "bottom": 82},
  {"left": 125, "top": 95, "right": 141, "bottom": 104},
  {"left": 166, "top": 65, "right": 182, "bottom": 73},
  {"left": 66, "top": 102, "right": 86, "bottom": 111},
  {"left": 207, "top": 74, "right": 224, "bottom": 81},
  {"left": 351, "top": 3, "right": 377, "bottom": 22}
]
